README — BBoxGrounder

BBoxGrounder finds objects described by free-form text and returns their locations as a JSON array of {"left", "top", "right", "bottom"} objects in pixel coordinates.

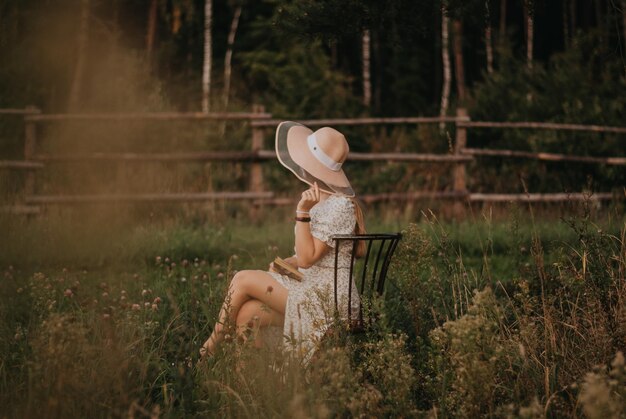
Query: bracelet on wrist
[
  {"left": 295, "top": 216, "right": 311, "bottom": 222},
  {"left": 296, "top": 210, "right": 309, "bottom": 215}
]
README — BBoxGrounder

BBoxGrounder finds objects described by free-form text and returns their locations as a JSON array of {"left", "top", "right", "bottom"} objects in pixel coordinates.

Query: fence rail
[
  {"left": 462, "top": 148, "right": 626, "bottom": 165},
  {"left": 24, "top": 192, "right": 274, "bottom": 204},
  {"left": 251, "top": 115, "right": 469, "bottom": 128},
  {"left": 0, "top": 108, "right": 41, "bottom": 116},
  {"left": 25, "top": 111, "right": 272, "bottom": 122},
  {"left": 32, "top": 150, "right": 474, "bottom": 163},
  {"left": 0, "top": 160, "right": 44, "bottom": 169},
  {"left": 459, "top": 120, "right": 626, "bottom": 134},
  {"left": 2, "top": 105, "right": 625, "bottom": 216},
  {"left": 468, "top": 192, "right": 617, "bottom": 202}
]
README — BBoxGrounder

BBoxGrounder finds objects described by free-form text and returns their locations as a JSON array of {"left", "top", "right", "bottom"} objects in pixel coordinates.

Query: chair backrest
[{"left": 331, "top": 233, "right": 402, "bottom": 330}]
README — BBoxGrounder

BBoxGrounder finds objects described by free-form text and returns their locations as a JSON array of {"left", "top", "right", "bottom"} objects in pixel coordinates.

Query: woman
[{"left": 200, "top": 121, "right": 365, "bottom": 360}]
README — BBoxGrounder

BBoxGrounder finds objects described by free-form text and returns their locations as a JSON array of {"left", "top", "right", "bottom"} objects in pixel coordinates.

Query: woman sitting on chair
[{"left": 200, "top": 121, "right": 365, "bottom": 360}]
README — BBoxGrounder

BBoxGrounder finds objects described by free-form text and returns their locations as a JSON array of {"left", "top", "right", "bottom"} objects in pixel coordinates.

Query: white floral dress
[{"left": 265, "top": 195, "right": 358, "bottom": 359}]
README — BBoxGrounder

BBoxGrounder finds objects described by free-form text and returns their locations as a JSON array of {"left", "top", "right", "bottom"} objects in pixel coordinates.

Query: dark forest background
[
  {"left": 1, "top": 1, "right": 625, "bottom": 115},
  {"left": 1, "top": 0, "right": 625, "bottom": 196}
]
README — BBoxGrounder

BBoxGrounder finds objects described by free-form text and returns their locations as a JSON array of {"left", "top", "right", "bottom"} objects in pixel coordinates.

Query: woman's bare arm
[{"left": 294, "top": 183, "right": 330, "bottom": 268}]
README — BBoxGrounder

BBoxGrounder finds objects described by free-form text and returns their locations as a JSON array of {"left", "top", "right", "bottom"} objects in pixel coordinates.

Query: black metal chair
[{"left": 331, "top": 233, "right": 402, "bottom": 331}]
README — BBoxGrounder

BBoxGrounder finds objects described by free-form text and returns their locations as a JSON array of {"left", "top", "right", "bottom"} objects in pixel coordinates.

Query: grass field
[{"left": 1, "top": 204, "right": 625, "bottom": 417}]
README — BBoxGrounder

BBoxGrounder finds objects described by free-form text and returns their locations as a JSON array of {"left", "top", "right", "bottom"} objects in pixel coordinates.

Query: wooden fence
[{"left": 1, "top": 106, "right": 625, "bottom": 216}]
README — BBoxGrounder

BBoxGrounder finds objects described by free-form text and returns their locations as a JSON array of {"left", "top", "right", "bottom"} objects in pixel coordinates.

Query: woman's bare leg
[
  {"left": 200, "top": 270, "right": 287, "bottom": 356},
  {"left": 235, "top": 299, "right": 284, "bottom": 348}
]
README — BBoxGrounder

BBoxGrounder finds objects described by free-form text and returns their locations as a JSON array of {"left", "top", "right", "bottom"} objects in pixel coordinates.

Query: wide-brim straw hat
[{"left": 275, "top": 121, "right": 355, "bottom": 197}]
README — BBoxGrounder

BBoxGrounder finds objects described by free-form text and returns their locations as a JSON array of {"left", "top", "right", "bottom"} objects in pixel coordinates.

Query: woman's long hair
[{"left": 352, "top": 198, "right": 367, "bottom": 258}]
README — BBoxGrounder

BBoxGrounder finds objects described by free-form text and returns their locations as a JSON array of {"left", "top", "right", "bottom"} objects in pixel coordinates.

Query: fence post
[
  {"left": 23, "top": 106, "right": 40, "bottom": 197},
  {"left": 453, "top": 107, "right": 468, "bottom": 218},
  {"left": 249, "top": 105, "right": 265, "bottom": 219}
]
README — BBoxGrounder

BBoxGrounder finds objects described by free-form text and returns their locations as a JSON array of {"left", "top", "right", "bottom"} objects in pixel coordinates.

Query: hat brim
[{"left": 275, "top": 121, "right": 355, "bottom": 197}]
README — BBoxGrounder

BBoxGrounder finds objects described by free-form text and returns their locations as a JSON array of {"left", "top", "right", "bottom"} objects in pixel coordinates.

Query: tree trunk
[
  {"left": 373, "top": 31, "right": 382, "bottom": 113},
  {"left": 452, "top": 19, "right": 466, "bottom": 103},
  {"left": 223, "top": 5, "right": 242, "bottom": 109},
  {"left": 562, "top": 0, "right": 569, "bottom": 50},
  {"left": 485, "top": 1, "right": 494, "bottom": 74},
  {"left": 570, "top": 0, "right": 577, "bottom": 38},
  {"left": 440, "top": 4, "right": 451, "bottom": 130},
  {"left": 622, "top": 0, "right": 626, "bottom": 54},
  {"left": 499, "top": 0, "right": 507, "bottom": 48},
  {"left": 146, "top": 0, "right": 158, "bottom": 56},
  {"left": 362, "top": 29, "right": 372, "bottom": 108},
  {"left": 202, "top": 0, "right": 212, "bottom": 113},
  {"left": 68, "top": 0, "right": 90, "bottom": 111},
  {"left": 524, "top": 0, "right": 534, "bottom": 70},
  {"left": 111, "top": 0, "right": 120, "bottom": 56}
]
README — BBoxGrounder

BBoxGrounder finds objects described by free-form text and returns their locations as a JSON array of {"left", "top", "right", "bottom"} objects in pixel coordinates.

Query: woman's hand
[
  {"left": 297, "top": 182, "right": 320, "bottom": 212},
  {"left": 268, "top": 255, "right": 298, "bottom": 272}
]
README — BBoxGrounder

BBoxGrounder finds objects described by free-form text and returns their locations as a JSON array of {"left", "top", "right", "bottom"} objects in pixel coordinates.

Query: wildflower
[
  {"left": 120, "top": 295, "right": 127, "bottom": 302},
  {"left": 156, "top": 256, "right": 162, "bottom": 264},
  {"left": 153, "top": 297, "right": 162, "bottom": 304},
  {"left": 16, "top": 287, "right": 23, "bottom": 294},
  {"left": 73, "top": 280, "right": 80, "bottom": 288},
  {"left": 144, "top": 302, "right": 150, "bottom": 308},
  {"left": 165, "top": 257, "right": 170, "bottom": 263},
  {"left": 14, "top": 331, "right": 22, "bottom": 341},
  {"left": 232, "top": 254, "right": 239, "bottom": 260},
  {"left": 141, "top": 289, "right": 150, "bottom": 297},
  {"left": 64, "top": 289, "right": 74, "bottom": 298},
  {"left": 217, "top": 272, "right": 224, "bottom": 279},
  {"left": 121, "top": 290, "right": 127, "bottom": 295},
  {"left": 102, "top": 313, "right": 110, "bottom": 320},
  {"left": 102, "top": 292, "right": 109, "bottom": 298},
  {"left": 182, "top": 259, "right": 189, "bottom": 267},
  {"left": 224, "top": 334, "right": 232, "bottom": 342},
  {"left": 131, "top": 303, "right": 141, "bottom": 311},
  {"left": 202, "top": 274, "right": 208, "bottom": 280},
  {"left": 181, "top": 277, "right": 187, "bottom": 283},
  {"left": 151, "top": 304, "right": 158, "bottom": 311},
  {"left": 133, "top": 273, "right": 139, "bottom": 279}
]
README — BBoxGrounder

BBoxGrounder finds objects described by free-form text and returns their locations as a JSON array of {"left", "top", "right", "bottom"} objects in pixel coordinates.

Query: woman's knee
[{"left": 230, "top": 269, "right": 253, "bottom": 289}]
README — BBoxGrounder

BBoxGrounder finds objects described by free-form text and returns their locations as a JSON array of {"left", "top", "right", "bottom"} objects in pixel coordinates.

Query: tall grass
[{"left": 0, "top": 206, "right": 624, "bottom": 417}]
